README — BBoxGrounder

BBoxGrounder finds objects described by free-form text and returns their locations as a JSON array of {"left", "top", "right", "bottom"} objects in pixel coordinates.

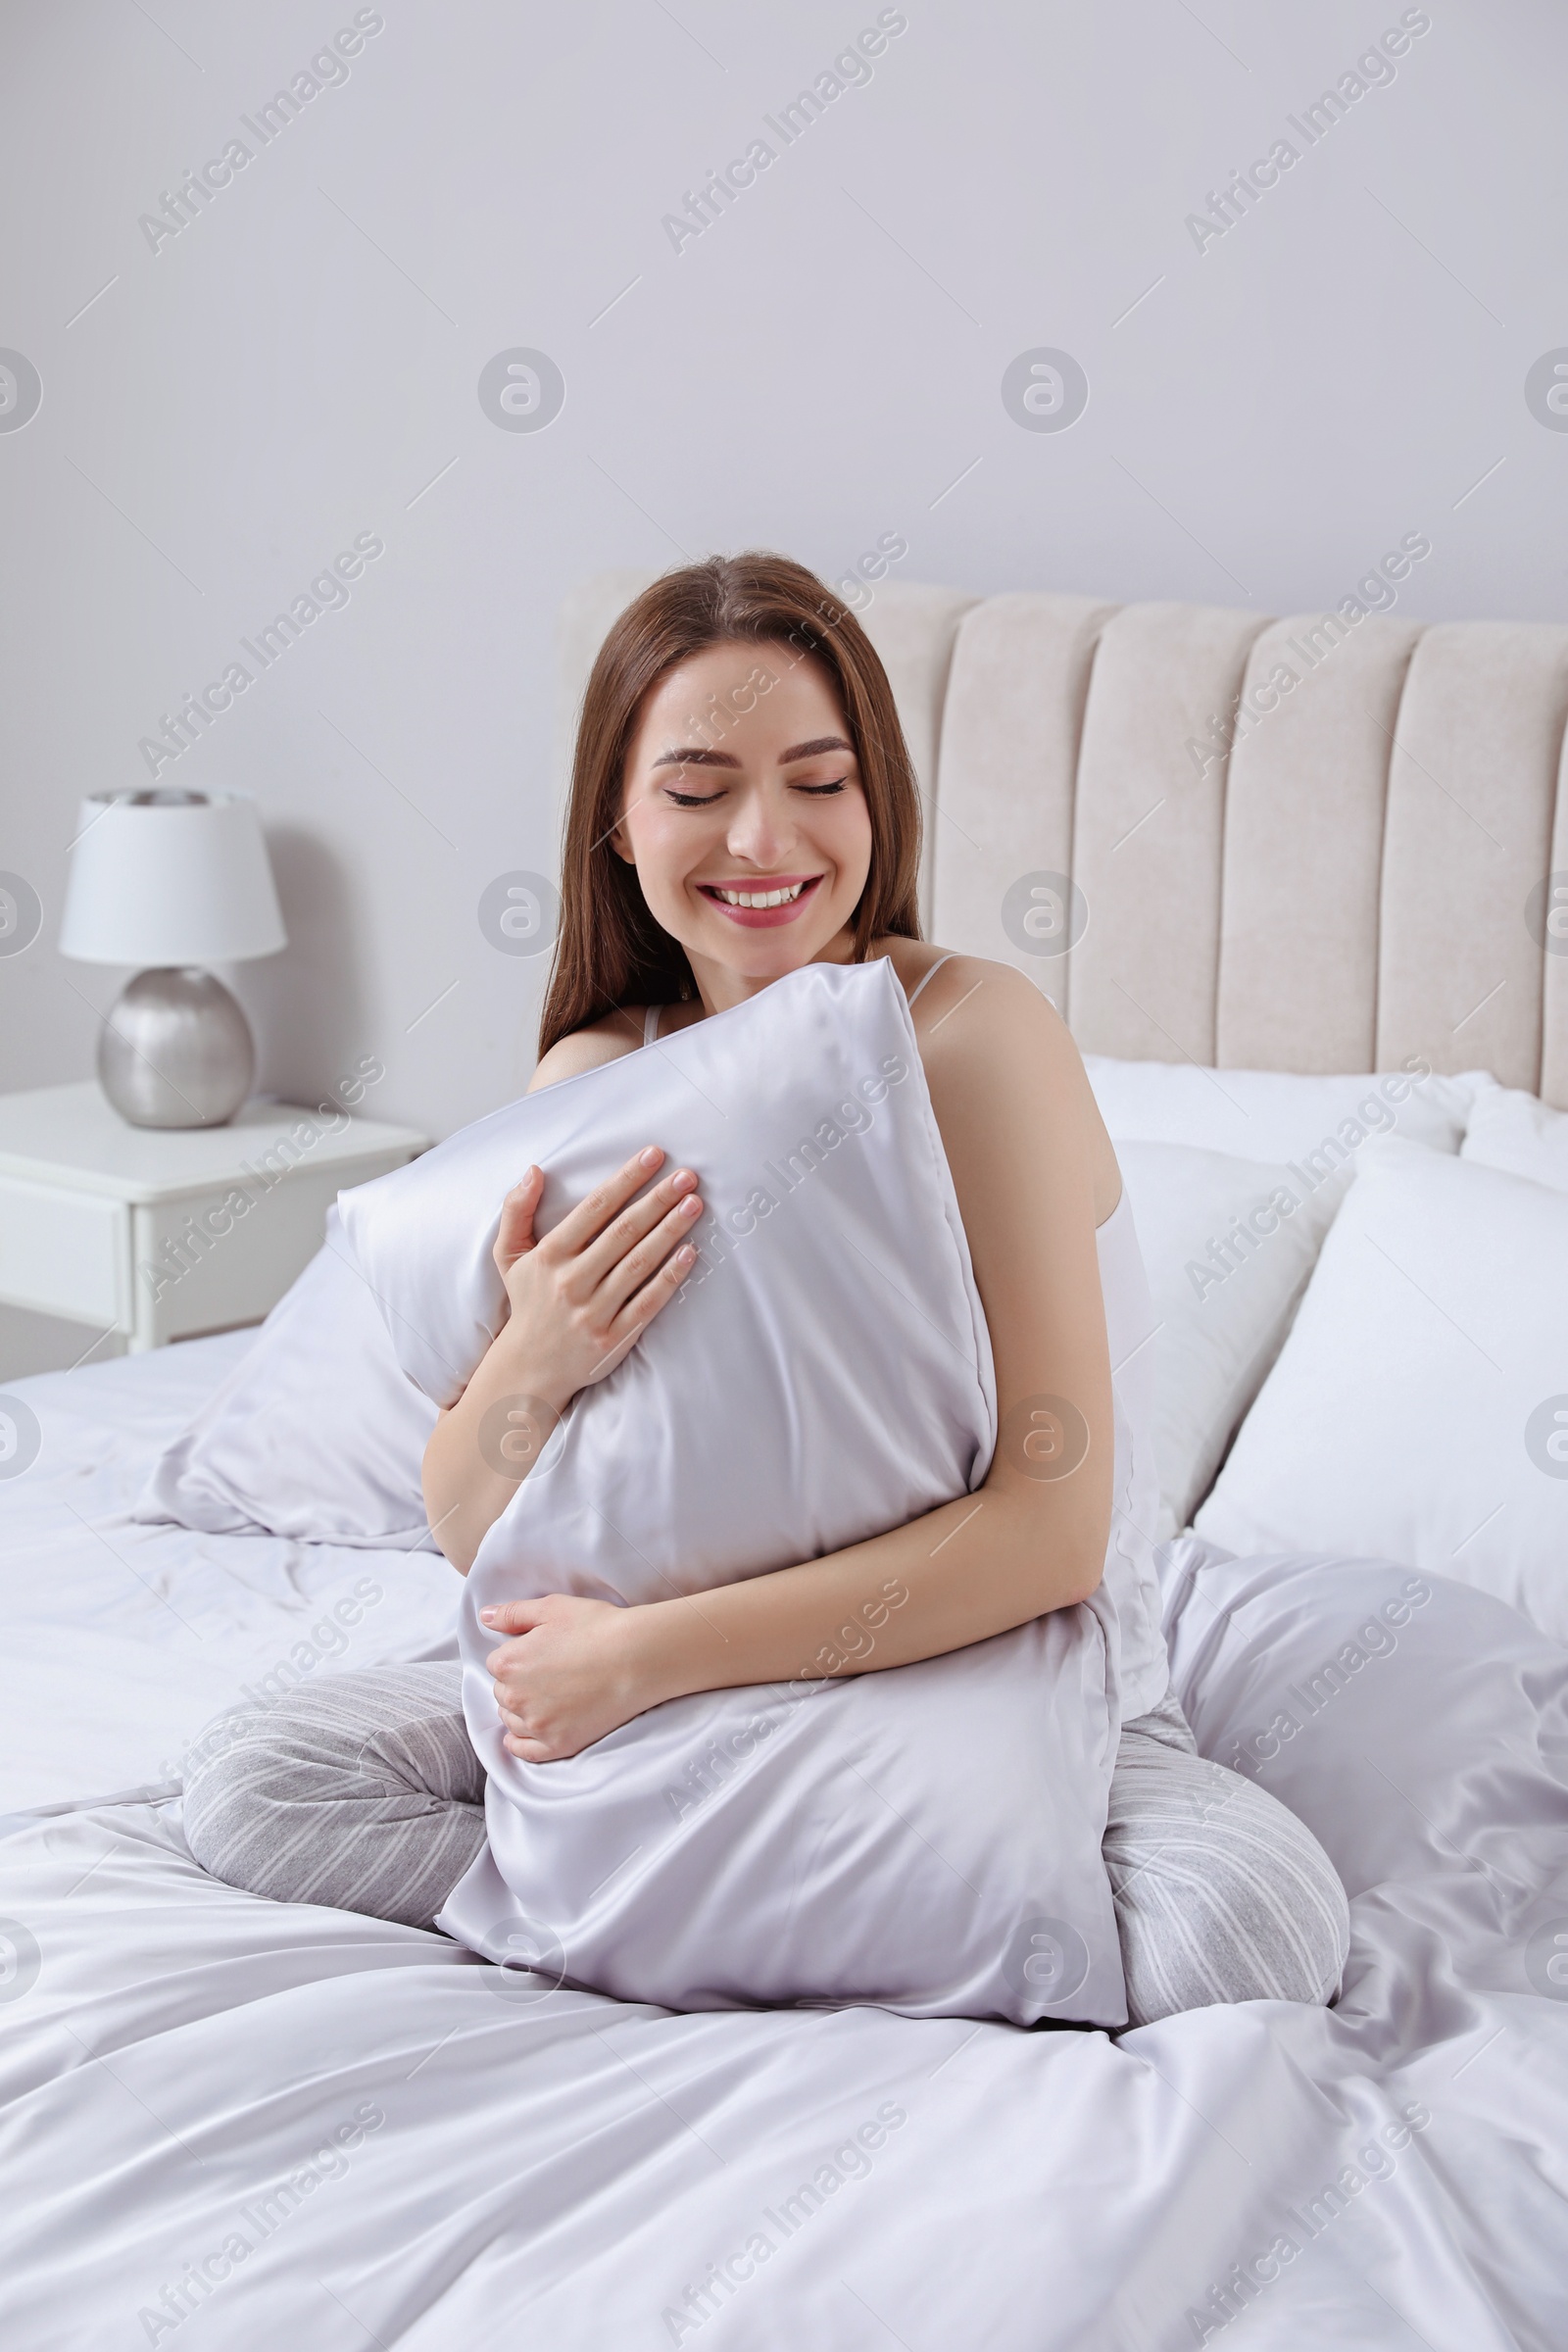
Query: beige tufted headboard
[{"left": 559, "top": 575, "right": 1568, "bottom": 1108}]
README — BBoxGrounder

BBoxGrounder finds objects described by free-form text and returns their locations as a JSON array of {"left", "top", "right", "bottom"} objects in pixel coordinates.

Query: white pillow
[
  {"left": 1117, "top": 1143, "right": 1341, "bottom": 1536},
  {"left": 1160, "top": 1539, "right": 1568, "bottom": 1920},
  {"left": 1086, "top": 1053, "right": 1479, "bottom": 1162},
  {"left": 134, "top": 1210, "right": 437, "bottom": 1549},
  {"left": 1462, "top": 1084, "right": 1568, "bottom": 1192},
  {"left": 343, "top": 960, "right": 1128, "bottom": 2026},
  {"left": 1196, "top": 1139, "right": 1568, "bottom": 1642}
]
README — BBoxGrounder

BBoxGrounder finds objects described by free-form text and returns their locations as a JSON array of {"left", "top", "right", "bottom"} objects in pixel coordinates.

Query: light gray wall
[{"left": 1, "top": 0, "right": 1564, "bottom": 1371}]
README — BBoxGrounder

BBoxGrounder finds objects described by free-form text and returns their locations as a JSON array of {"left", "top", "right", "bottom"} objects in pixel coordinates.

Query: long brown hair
[{"left": 538, "top": 553, "right": 922, "bottom": 1057}]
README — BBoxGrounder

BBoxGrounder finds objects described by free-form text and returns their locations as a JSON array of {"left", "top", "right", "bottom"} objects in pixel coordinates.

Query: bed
[{"left": 3, "top": 580, "right": 1567, "bottom": 2349}]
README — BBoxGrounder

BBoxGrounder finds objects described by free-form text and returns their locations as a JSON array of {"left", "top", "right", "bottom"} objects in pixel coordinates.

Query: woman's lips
[{"left": 696, "top": 874, "right": 824, "bottom": 929}]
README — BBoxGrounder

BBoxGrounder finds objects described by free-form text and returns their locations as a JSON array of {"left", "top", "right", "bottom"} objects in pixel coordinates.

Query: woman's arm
[
  {"left": 485, "top": 959, "right": 1124, "bottom": 1760},
  {"left": 421, "top": 1016, "right": 704, "bottom": 1574}
]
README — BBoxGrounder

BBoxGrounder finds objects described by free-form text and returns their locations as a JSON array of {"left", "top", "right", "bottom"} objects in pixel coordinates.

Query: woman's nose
[{"left": 726, "top": 790, "right": 791, "bottom": 866}]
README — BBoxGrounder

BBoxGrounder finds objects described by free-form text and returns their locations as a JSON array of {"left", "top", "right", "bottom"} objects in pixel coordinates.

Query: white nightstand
[{"left": 0, "top": 1083, "right": 428, "bottom": 1351}]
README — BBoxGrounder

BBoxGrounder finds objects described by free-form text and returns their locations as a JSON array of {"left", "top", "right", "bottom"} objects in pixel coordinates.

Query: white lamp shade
[{"left": 58, "top": 792, "right": 287, "bottom": 965}]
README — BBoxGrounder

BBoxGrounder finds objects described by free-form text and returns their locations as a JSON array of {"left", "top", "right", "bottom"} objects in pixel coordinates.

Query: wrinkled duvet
[{"left": 1, "top": 1347, "right": 1566, "bottom": 2349}]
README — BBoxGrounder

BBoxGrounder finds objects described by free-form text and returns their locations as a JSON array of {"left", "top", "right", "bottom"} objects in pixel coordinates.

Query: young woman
[{"left": 184, "top": 554, "right": 1348, "bottom": 2027}]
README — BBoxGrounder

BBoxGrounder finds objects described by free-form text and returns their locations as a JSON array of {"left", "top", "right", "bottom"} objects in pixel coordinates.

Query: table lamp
[{"left": 58, "top": 789, "right": 287, "bottom": 1129}]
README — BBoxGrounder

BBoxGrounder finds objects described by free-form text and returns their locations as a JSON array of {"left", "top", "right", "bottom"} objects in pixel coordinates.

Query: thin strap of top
[
  {"left": 905, "top": 954, "right": 956, "bottom": 1011},
  {"left": 643, "top": 1004, "right": 662, "bottom": 1047}
]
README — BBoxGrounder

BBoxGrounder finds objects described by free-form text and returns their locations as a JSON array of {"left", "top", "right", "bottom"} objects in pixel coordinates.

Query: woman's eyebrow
[
  {"left": 649, "top": 733, "right": 854, "bottom": 771},
  {"left": 651, "top": 746, "right": 742, "bottom": 769},
  {"left": 779, "top": 735, "right": 853, "bottom": 762}
]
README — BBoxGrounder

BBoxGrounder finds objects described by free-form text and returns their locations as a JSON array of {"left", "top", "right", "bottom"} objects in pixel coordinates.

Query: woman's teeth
[{"left": 710, "top": 882, "right": 808, "bottom": 908}]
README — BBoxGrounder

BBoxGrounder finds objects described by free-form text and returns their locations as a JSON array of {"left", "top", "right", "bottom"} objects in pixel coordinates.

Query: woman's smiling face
[{"left": 612, "top": 640, "right": 875, "bottom": 1002}]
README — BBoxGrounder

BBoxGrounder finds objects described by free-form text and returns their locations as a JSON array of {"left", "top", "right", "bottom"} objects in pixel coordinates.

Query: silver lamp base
[{"left": 98, "top": 967, "right": 256, "bottom": 1129}]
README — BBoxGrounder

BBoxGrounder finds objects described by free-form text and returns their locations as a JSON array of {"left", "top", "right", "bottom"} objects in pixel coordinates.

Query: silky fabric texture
[
  {"left": 134, "top": 1208, "right": 436, "bottom": 1549},
  {"left": 177, "top": 1665, "right": 1348, "bottom": 2029},
  {"left": 344, "top": 960, "right": 1148, "bottom": 2024},
  {"left": 6, "top": 1551, "right": 1565, "bottom": 2349},
  {"left": 0, "top": 1332, "right": 450, "bottom": 1811}
]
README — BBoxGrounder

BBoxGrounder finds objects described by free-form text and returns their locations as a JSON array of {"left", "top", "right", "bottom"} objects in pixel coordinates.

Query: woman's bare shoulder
[
  {"left": 874, "top": 940, "right": 1050, "bottom": 1022},
  {"left": 526, "top": 1006, "right": 647, "bottom": 1095},
  {"left": 906, "top": 952, "right": 1079, "bottom": 1072},
  {"left": 876, "top": 941, "right": 1070, "bottom": 1052},
  {"left": 890, "top": 947, "right": 1121, "bottom": 1220}
]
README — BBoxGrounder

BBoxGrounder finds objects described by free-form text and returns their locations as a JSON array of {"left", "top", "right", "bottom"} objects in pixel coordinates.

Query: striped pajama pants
[{"left": 180, "top": 1664, "right": 1349, "bottom": 2029}]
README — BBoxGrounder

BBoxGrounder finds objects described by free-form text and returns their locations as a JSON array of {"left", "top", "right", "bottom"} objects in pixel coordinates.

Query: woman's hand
[
  {"left": 419, "top": 1147, "right": 704, "bottom": 1575},
  {"left": 479, "top": 1593, "right": 658, "bottom": 1760},
  {"left": 492, "top": 1147, "right": 705, "bottom": 1413}
]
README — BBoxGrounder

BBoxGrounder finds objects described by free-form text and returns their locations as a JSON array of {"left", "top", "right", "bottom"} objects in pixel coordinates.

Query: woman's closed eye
[{"left": 661, "top": 776, "right": 850, "bottom": 808}]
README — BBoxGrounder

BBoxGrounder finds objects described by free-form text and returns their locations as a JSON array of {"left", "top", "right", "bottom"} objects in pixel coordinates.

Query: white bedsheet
[
  {"left": 2, "top": 1823, "right": 1531, "bottom": 2352},
  {"left": 3, "top": 1351, "right": 1567, "bottom": 2345},
  {"left": 0, "top": 1337, "right": 459, "bottom": 1814}
]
